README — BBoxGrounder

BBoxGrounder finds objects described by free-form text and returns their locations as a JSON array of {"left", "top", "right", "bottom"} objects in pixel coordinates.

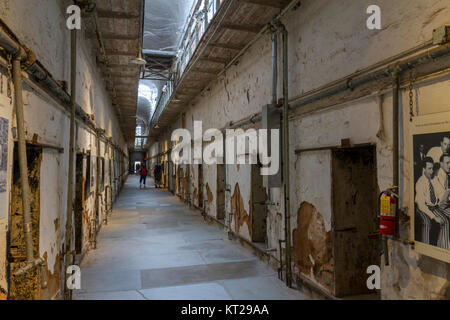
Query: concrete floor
[{"left": 73, "top": 175, "right": 308, "bottom": 300}]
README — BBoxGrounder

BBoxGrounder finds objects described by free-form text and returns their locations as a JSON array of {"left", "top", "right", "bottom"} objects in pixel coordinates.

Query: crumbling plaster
[
  {"left": 149, "top": 0, "right": 450, "bottom": 299},
  {"left": 0, "top": 0, "right": 128, "bottom": 299}
]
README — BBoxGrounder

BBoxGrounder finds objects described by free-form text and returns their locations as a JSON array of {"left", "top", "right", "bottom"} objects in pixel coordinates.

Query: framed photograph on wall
[{"left": 410, "top": 111, "right": 450, "bottom": 263}]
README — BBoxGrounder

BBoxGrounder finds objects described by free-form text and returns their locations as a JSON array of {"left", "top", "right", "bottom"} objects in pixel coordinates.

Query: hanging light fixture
[
  {"left": 131, "top": 0, "right": 147, "bottom": 66},
  {"left": 131, "top": 49, "right": 147, "bottom": 65}
]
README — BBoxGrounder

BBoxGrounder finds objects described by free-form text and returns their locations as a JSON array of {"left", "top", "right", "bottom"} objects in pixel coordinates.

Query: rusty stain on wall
[
  {"left": 193, "top": 187, "right": 198, "bottom": 206},
  {"left": 206, "top": 183, "right": 213, "bottom": 204},
  {"left": 231, "top": 183, "right": 251, "bottom": 237},
  {"left": 53, "top": 218, "right": 59, "bottom": 232},
  {"left": 40, "top": 251, "right": 61, "bottom": 300},
  {"left": 293, "top": 201, "right": 334, "bottom": 293}
]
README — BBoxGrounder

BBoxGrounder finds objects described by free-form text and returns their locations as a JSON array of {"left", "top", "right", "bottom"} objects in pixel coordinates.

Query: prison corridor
[{"left": 73, "top": 175, "right": 307, "bottom": 300}]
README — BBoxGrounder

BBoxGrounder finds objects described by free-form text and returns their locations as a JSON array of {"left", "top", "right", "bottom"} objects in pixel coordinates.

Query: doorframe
[{"left": 330, "top": 143, "right": 378, "bottom": 298}]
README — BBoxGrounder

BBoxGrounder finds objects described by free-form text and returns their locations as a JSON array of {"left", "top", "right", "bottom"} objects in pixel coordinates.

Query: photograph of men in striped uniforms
[
  {"left": 415, "top": 157, "right": 443, "bottom": 245},
  {"left": 431, "top": 154, "right": 450, "bottom": 250},
  {"left": 414, "top": 132, "right": 450, "bottom": 250}
]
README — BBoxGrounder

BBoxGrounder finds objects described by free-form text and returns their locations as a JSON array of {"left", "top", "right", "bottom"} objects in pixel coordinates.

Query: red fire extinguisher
[{"left": 379, "top": 186, "right": 397, "bottom": 236}]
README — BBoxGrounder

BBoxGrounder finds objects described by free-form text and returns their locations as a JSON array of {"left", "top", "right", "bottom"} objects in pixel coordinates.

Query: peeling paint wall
[
  {"left": 148, "top": 0, "right": 450, "bottom": 299},
  {"left": 0, "top": 0, "right": 128, "bottom": 299},
  {"left": 9, "top": 146, "right": 42, "bottom": 300}
]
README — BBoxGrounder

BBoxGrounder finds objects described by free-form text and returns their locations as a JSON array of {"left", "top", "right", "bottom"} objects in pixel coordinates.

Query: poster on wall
[
  {"left": 0, "top": 117, "right": 8, "bottom": 220},
  {"left": 411, "top": 111, "right": 450, "bottom": 261}
]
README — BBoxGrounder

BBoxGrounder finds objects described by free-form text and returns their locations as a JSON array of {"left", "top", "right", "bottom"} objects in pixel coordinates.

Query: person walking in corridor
[{"left": 140, "top": 164, "right": 148, "bottom": 189}]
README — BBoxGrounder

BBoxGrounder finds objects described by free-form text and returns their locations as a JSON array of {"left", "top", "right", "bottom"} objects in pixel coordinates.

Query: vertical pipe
[
  {"left": 383, "top": 73, "right": 400, "bottom": 266},
  {"left": 266, "top": 29, "right": 278, "bottom": 250},
  {"left": 281, "top": 25, "right": 292, "bottom": 288},
  {"left": 13, "top": 52, "right": 34, "bottom": 263},
  {"left": 64, "top": 28, "right": 77, "bottom": 300},
  {"left": 272, "top": 32, "right": 278, "bottom": 105},
  {"left": 393, "top": 73, "right": 399, "bottom": 193}
]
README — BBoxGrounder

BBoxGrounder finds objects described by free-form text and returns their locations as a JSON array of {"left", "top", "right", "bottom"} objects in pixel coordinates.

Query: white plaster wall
[
  {"left": 39, "top": 151, "right": 62, "bottom": 275},
  {"left": 148, "top": 0, "right": 450, "bottom": 299},
  {"left": 285, "top": 0, "right": 450, "bottom": 97},
  {"left": 0, "top": 0, "right": 128, "bottom": 299}
]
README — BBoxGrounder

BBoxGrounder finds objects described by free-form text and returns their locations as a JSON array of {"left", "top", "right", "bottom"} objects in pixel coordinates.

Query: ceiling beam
[
  {"left": 104, "top": 64, "right": 140, "bottom": 70},
  {"left": 191, "top": 67, "right": 221, "bottom": 75},
  {"left": 198, "top": 56, "right": 228, "bottom": 64},
  {"left": 221, "top": 23, "right": 264, "bottom": 33},
  {"left": 91, "top": 9, "right": 140, "bottom": 20},
  {"left": 209, "top": 43, "right": 244, "bottom": 51},
  {"left": 241, "top": 0, "right": 287, "bottom": 9},
  {"left": 103, "top": 50, "right": 137, "bottom": 56},
  {"left": 86, "top": 32, "right": 139, "bottom": 40}
]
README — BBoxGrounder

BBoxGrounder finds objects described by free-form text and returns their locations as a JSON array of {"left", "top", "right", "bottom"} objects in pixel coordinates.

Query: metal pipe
[
  {"left": 272, "top": 31, "right": 278, "bottom": 105},
  {"left": 278, "top": 239, "right": 285, "bottom": 281},
  {"left": 13, "top": 53, "right": 33, "bottom": 263},
  {"left": 288, "top": 40, "right": 433, "bottom": 105},
  {"left": 142, "top": 49, "right": 177, "bottom": 57},
  {"left": 64, "top": 28, "right": 77, "bottom": 301},
  {"left": 12, "top": 50, "right": 49, "bottom": 288},
  {"left": 295, "top": 143, "right": 376, "bottom": 155},
  {"left": 381, "top": 72, "right": 400, "bottom": 267},
  {"left": 0, "top": 26, "right": 21, "bottom": 56},
  {"left": 273, "top": 22, "right": 292, "bottom": 288},
  {"left": 393, "top": 73, "right": 399, "bottom": 192},
  {"left": 282, "top": 26, "right": 292, "bottom": 288}
]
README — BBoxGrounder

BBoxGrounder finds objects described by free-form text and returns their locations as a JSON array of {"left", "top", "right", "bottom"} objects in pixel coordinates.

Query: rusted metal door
[
  {"left": 251, "top": 164, "right": 267, "bottom": 243},
  {"left": 332, "top": 146, "right": 379, "bottom": 297}
]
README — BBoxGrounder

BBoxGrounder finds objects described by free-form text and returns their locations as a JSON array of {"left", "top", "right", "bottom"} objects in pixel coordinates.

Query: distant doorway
[
  {"left": 74, "top": 153, "right": 84, "bottom": 254},
  {"left": 216, "top": 164, "right": 225, "bottom": 220},
  {"left": 198, "top": 164, "right": 203, "bottom": 208}
]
